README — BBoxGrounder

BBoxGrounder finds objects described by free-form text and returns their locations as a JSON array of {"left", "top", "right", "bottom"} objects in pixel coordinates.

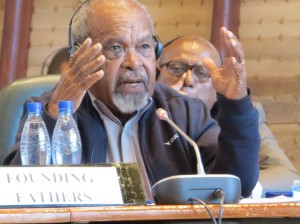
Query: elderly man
[
  {"left": 4, "top": 0, "right": 259, "bottom": 198},
  {"left": 157, "top": 35, "right": 299, "bottom": 196}
]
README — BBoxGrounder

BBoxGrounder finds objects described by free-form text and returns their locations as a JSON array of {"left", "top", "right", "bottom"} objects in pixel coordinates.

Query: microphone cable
[
  {"left": 189, "top": 189, "right": 225, "bottom": 224},
  {"left": 189, "top": 197, "right": 217, "bottom": 224},
  {"left": 215, "top": 189, "right": 225, "bottom": 224}
]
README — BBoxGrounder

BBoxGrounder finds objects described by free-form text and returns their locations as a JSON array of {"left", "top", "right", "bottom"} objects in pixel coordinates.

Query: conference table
[{"left": 0, "top": 202, "right": 299, "bottom": 223}]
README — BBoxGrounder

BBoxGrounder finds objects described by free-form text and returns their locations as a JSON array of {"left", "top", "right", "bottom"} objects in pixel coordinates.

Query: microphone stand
[{"left": 163, "top": 115, "right": 205, "bottom": 175}]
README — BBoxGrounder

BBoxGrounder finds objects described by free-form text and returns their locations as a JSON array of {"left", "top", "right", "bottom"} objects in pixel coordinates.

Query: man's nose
[
  {"left": 183, "top": 69, "right": 197, "bottom": 87},
  {"left": 121, "top": 49, "right": 142, "bottom": 70}
]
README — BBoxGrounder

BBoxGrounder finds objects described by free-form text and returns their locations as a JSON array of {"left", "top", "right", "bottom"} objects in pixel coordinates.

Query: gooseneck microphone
[
  {"left": 151, "top": 108, "right": 241, "bottom": 205},
  {"left": 156, "top": 108, "right": 205, "bottom": 175}
]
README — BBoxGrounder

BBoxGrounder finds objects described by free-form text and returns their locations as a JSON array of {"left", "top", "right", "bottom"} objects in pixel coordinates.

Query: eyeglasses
[{"left": 160, "top": 61, "right": 210, "bottom": 83}]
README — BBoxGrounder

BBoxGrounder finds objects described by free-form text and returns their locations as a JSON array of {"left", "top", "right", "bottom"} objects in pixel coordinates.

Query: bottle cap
[
  {"left": 26, "top": 102, "right": 42, "bottom": 113},
  {"left": 265, "top": 191, "right": 293, "bottom": 198},
  {"left": 293, "top": 180, "right": 300, "bottom": 185},
  {"left": 58, "top": 100, "right": 74, "bottom": 113}
]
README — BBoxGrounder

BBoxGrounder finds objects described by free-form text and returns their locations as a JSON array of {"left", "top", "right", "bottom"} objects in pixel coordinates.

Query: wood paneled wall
[
  {"left": 239, "top": 0, "right": 300, "bottom": 171},
  {"left": 0, "top": 0, "right": 4, "bottom": 50},
  {"left": 0, "top": 0, "right": 299, "bottom": 172}
]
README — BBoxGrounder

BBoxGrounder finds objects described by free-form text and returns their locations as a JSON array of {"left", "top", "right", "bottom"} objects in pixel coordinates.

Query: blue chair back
[{"left": 0, "top": 75, "right": 60, "bottom": 164}]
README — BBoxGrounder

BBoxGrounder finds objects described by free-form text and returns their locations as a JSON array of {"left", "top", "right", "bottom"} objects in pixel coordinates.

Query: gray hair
[{"left": 71, "top": 0, "right": 155, "bottom": 46}]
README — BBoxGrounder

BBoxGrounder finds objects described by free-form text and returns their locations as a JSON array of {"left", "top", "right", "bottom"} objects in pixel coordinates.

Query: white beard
[
  {"left": 112, "top": 71, "right": 150, "bottom": 114},
  {"left": 112, "top": 91, "right": 149, "bottom": 114}
]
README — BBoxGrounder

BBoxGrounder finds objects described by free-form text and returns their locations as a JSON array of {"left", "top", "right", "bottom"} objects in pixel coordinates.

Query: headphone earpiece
[
  {"left": 68, "top": 43, "right": 80, "bottom": 56},
  {"left": 153, "top": 35, "right": 163, "bottom": 60}
]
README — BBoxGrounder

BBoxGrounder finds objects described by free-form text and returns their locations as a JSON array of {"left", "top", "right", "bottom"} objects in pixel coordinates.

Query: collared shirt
[{"left": 88, "top": 91, "right": 153, "bottom": 201}]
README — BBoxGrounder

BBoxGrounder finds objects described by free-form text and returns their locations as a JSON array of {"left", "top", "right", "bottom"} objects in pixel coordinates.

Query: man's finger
[
  {"left": 83, "top": 70, "right": 105, "bottom": 89},
  {"left": 69, "top": 38, "right": 92, "bottom": 65},
  {"left": 202, "top": 58, "right": 218, "bottom": 75}
]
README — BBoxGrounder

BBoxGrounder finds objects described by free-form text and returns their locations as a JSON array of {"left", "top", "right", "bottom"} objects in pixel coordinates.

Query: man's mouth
[
  {"left": 124, "top": 80, "right": 142, "bottom": 87},
  {"left": 118, "top": 79, "right": 146, "bottom": 93}
]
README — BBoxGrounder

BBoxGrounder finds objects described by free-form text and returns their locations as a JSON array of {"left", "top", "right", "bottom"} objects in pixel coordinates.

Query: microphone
[
  {"left": 156, "top": 108, "right": 205, "bottom": 175},
  {"left": 151, "top": 108, "right": 241, "bottom": 205}
]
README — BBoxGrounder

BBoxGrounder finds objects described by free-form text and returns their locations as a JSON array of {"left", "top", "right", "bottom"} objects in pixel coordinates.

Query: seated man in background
[
  {"left": 4, "top": 0, "right": 260, "bottom": 200},
  {"left": 157, "top": 35, "right": 299, "bottom": 196}
]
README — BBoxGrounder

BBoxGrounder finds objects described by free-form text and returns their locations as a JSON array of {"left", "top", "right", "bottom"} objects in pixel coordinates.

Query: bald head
[{"left": 159, "top": 35, "right": 222, "bottom": 67}]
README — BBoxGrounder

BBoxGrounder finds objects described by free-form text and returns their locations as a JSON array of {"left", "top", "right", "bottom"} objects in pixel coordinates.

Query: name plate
[{"left": 0, "top": 166, "right": 124, "bottom": 207}]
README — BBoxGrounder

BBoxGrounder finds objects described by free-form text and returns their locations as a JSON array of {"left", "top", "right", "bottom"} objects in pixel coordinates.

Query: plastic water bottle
[
  {"left": 20, "top": 102, "right": 51, "bottom": 165},
  {"left": 52, "top": 100, "right": 82, "bottom": 164},
  {"left": 292, "top": 180, "right": 300, "bottom": 200}
]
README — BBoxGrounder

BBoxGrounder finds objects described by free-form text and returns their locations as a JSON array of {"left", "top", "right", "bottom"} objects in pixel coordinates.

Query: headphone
[
  {"left": 153, "top": 35, "right": 163, "bottom": 60},
  {"left": 162, "top": 36, "right": 183, "bottom": 49},
  {"left": 68, "top": 0, "right": 163, "bottom": 59},
  {"left": 67, "top": 0, "right": 87, "bottom": 56}
]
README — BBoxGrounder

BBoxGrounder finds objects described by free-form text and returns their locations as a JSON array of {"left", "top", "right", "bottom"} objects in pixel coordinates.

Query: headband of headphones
[
  {"left": 162, "top": 36, "right": 184, "bottom": 49},
  {"left": 68, "top": 0, "right": 163, "bottom": 59},
  {"left": 68, "top": 1, "right": 88, "bottom": 56}
]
